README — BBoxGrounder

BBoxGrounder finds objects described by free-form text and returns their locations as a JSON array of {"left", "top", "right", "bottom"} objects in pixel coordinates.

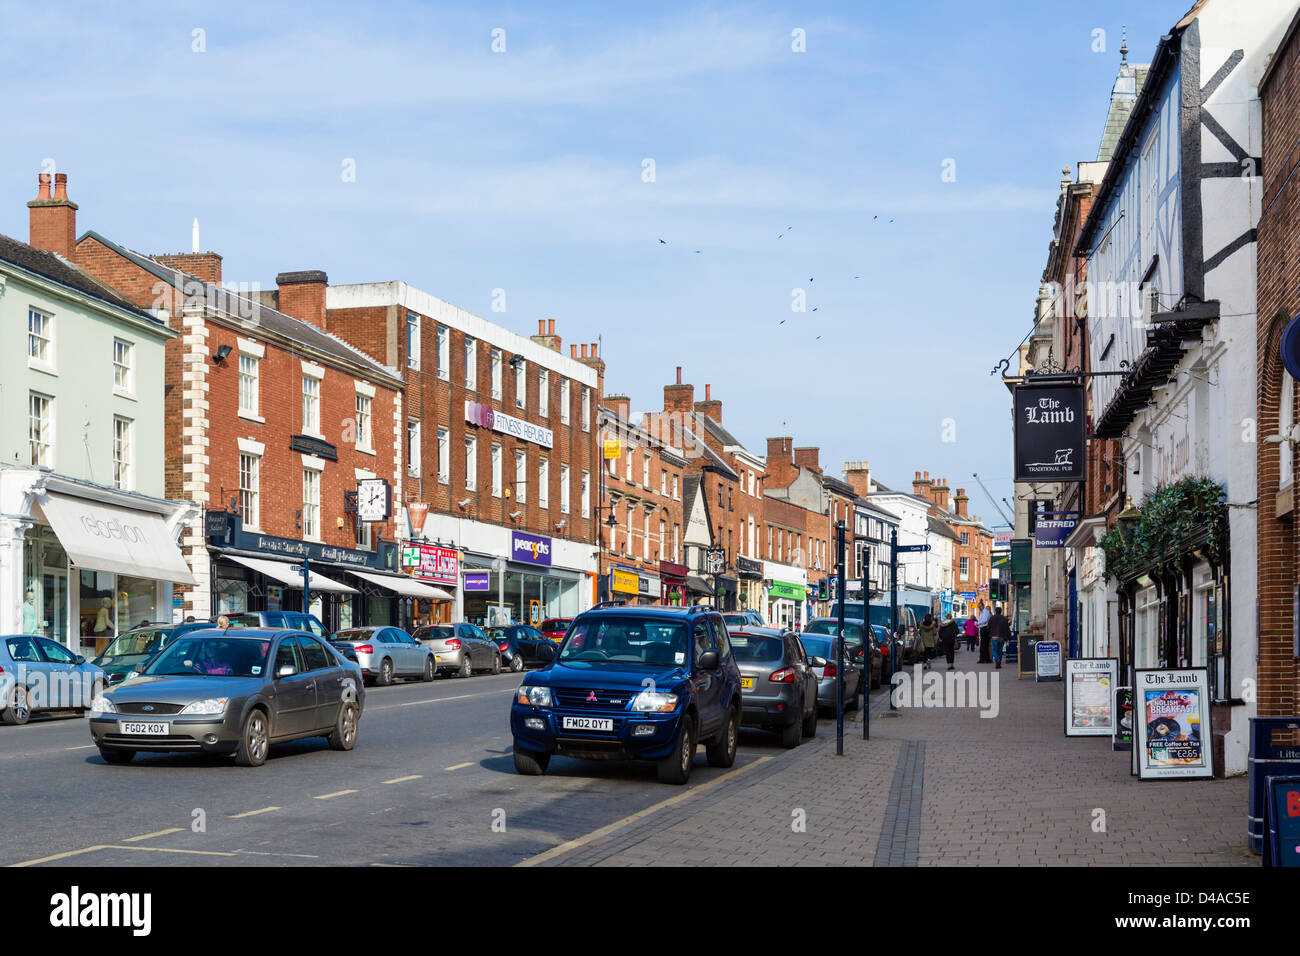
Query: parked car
[
  {"left": 797, "top": 634, "right": 864, "bottom": 713},
  {"left": 803, "top": 618, "right": 883, "bottom": 689},
  {"left": 729, "top": 627, "right": 820, "bottom": 748},
  {"left": 88, "top": 629, "right": 364, "bottom": 766},
  {"left": 511, "top": 605, "right": 743, "bottom": 785},
  {"left": 539, "top": 617, "right": 574, "bottom": 644},
  {"left": 412, "top": 623, "right": 502, "bottom": 677},
  {"left": 721, "top": 610, "right": 764, "bottom": 629},
  {"left": 333, "top": 626, "right": 435, "bottom": 685},
  {"left": 1, "top": 635, "right": 105, "bottom": 725},
  {"left": 92, "top": 621, "right": 217, "bottom": 685},
  {"left": 225, "top": 611, "right": 332, "bottom": 639},
  {"left": 487, "top": 624, "right": 557, "bottom": 672}
]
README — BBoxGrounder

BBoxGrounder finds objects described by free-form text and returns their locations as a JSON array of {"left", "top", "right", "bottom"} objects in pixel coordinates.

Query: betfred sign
[{"left": 1013, "top": 384, "right": 1086, "bottom": 482}]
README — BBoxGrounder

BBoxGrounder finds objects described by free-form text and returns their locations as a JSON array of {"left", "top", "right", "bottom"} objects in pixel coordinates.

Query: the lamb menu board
[
  {"left": 1134, "top": 668, "right": 1214, "bottom": 780},
  {"left": 1064, "top": 658, "right": 1118, "bottom": 736}
]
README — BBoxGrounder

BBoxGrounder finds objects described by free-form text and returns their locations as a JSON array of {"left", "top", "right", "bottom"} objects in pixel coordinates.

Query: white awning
[
  {"left": 349, "top": 568, "right": 453, "bottom": 601},
  {"left": 39, "top": 492, "right": 195, "bottom": 586},
  {"left": 222, "top": 553, "right": 358, "bottom": 594}
]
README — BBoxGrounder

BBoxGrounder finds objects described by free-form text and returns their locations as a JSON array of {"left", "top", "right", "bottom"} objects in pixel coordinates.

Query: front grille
[
  {"left": 102, "top": 734, "right": 202, "bottom": 751},
  {"left": 554, "top": 688, "right": 632, "bottom": 711},
  {"left": 116, "top": 702, "right": 185, "bottom": 715}
]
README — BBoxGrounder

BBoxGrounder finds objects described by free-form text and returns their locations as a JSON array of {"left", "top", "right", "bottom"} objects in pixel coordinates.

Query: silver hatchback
[
  {"left": 333, "top": 627, "right": 435, "bottom": 686},
  {"left": 412, "top": 623, "right": 501, "bottom": 678}
]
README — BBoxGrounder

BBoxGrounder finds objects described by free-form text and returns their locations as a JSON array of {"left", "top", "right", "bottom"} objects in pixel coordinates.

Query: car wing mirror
[
  {"left": 808, "top": 656, "right": 827, "bottom": 668},
  {"left": 698, "top": 651, "right": 720, "bottom": 671},
  {"left": 74, "top": 655, "right": 86, "bottom": 665},
  {"left": 277, "top": 664, "right": 297, "bottom": 679}
]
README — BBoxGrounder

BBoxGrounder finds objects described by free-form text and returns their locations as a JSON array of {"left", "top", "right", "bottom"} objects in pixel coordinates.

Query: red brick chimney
[
  {"left": 794, "top": 446, "right": 821, "bottom": 474},
  {"left": 694, "top": 383, "right": 722, "bottom": 424},
  {"left": 530, "top": 318, "right": 563, "bottom": 353},
  {"left": 912, "top": 471, "right": 931, "bottom": 498},
  {"left": 954, "top": 487, "right": 969, "bottom": 518},
  {"left": 766, "top": 436, "right": 796, "bottom": 488},
  {"left": 276, "top": 271, "right": 328, "bottom": 328},
  {"left": 575, "top": 341, "right": 605, "bottom": 395},
  {"left": 663, "top": 367, "right": 695, "bottom": 415},
  {"left": 843, "top": 460, "right": 872, "bottom": 497},
  {"left": 28, "top": 173, "right": 78, "bottom": 260},
  {"left": 155, "top": 252, "right": 223, "bottom": 285},
  {"left": 932, "top": 476, "right": 950, "bottom": 511},
  {"left": 605, "top": 393, "right": 631, "bottom": 421}
]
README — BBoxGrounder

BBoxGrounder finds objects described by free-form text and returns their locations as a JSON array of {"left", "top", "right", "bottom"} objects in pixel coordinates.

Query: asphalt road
[{"left": 0, "top": 669, "right": 829, "bottom": 867}]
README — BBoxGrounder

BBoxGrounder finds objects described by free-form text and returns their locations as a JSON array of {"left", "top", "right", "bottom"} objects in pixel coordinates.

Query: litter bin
[{"left": 1248, "top": 716, "right": 1300, "bottom": 854}]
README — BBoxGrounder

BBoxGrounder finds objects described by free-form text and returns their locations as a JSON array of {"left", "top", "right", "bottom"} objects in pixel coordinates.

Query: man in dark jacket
[
  {"left": 938, "top": 615, "right": 959, "bottom": 670},
  {"left": 988, "top": 605, "right": 1012, "bottom": 669}
]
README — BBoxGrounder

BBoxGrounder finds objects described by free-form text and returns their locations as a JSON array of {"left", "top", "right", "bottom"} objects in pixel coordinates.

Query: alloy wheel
[{"left": 248, "top": 712, "right": 268, "bottom": 762}]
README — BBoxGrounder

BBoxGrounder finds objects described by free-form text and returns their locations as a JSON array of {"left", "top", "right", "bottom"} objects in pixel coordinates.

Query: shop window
[{"left": 22, "top": 525, "right": 68, "bottom": 644}]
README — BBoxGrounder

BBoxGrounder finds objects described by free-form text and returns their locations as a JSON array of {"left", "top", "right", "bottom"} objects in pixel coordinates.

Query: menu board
[
  {"left": 1064, "top": 658, "right": 1118, "bottom": 736},
  {"left": 1034, "top": 640, "right": 1061, "bottom": 682},
  {"left": 1134, "top": 668, "right": 1214, "bottom": 780}
]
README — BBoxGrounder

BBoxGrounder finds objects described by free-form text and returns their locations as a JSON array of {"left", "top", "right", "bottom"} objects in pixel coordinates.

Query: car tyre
[
  {"left": 801, "top": 699, "right": 818, "bottom": 738},
  {"left": 658, "top": 717, "right": 695, "bottom": 785},
  {"left": 510, "top": 654, "right": 524, "bottom": 673},
  {"left": 706, "top": 706, "right": 739, "bottom": 768},
  {"left": 99, "top": 747, "right": 134, "bottom": 764},
  {"left": 491, "top": 653, "right": 501, "bottom": 675},
  {"left": 328, "top": 702, "right": 359, "bottom": 751},
  {"left": 2, "top": 685, "right": 31, "bottom": 726},
  {"left": 458, "top": 656, "right": 473, "bottom": 679},
  {"left": 422, "top": 657, "right": 435, "bottom": 682},
  {"left": 513, "top": 747, "right": 549, "bottom": 775},
  {"left": 234, "top": 708, "right": 270, "bottom": 767},
  {"left": 378, "top": 659, "right": 394, "bottom": 687},
  {"left": 780, "top": 717, "right": 802, "bottom": 749}
]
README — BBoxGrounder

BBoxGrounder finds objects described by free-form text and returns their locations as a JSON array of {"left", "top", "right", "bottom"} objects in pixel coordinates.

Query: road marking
[
  {"left": 384, "top": 775, "right": 423, "bottom": 784},
  {"left": 314, "top": 789, "right": 358, "bottom": 800},
  {"left": 371, "top": 862, "right": 414, "bottom": 867},
  {"left": 123, "top": 827, "right": 183, "bottom": 843},
  {"left": 398, "top": 694, "right": 473, "bottom": 707},
  {"left": 233, "top": 849, "right": 320, "bottom": 859},
  {"left": 516, "top": 755, "right": 775, "bottom": 868},
  {"left": 64, "top": 745, "right": 96, "bottom": 751},
  {"left": 229, "top": 806, "right": 280, "bottom": 818},
  {"left": 100, "top": 845, "right": 237, "bottom": 857},
  {"left": 9, "top": 845, "right": 112, "bottom": 867},
  {"left": 444, "top": 762, "right": 474, "bottom": 771}
]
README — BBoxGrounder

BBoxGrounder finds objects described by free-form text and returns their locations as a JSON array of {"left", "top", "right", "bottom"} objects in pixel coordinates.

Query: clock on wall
[{"left": 357, "top": 478, "right": 391, "bottom": 523}]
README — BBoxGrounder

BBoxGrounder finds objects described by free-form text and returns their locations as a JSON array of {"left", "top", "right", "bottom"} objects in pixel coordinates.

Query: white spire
[{"left": 191, "top": 218, "right": 200, "bottom": 254}]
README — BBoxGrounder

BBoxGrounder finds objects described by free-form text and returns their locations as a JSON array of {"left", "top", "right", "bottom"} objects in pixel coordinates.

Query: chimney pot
[
  {"left": 581, "top": 344, "right": 588, "bottom": 358},
  {"left": 676, "top": 366, "right": 682, "bottom": 385},
  {"left": 705, "top": 384, "right": 711, "bottom": 400},
  {"left": 570, "top": 344, "right": 578, "bottom": 358},
  {"left": 52, "top": 173, "right": 68, "bottom": 200},
  {"left": 590, "top": 342, "right": 597, "bottom": 357},
  {"left": 548, "top": 318, "right": 555, "bottom": 334},
  {"left": 537, "top": 319, "right": 545, "bottom": 335},
  {"left": 36, "top": 173, "right": 52, "bottom": 199}
]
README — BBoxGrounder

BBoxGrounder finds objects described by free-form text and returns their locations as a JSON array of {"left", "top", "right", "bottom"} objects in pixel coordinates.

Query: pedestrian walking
[
  {"left": 988, "top": 604, "right": 1012, "bottom": 670},
  {"left": 977, "top": 601, "right": 992, "bottom": 663},
  {"left": 938, "top": 614, "right": 958, "bottom": 670},
  {"left": 918, "top": 613, "right": 938, "bottom": 670},
  {"left": 963, "top": 614, "right": 978, "bottom": 652}
]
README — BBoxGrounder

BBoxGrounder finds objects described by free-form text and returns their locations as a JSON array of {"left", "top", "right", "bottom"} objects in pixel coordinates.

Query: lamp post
[{"left": 599, "top": 497, "right": 618, "bottom": 603}]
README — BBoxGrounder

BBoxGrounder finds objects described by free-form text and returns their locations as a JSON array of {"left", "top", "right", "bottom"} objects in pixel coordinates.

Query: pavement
[{"left": 530, "top": 646, "right": 1255, "bottom": 867}]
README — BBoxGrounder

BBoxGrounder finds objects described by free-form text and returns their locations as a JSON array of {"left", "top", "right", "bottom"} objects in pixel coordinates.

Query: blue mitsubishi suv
[{"left": 510, "top": 605, "right": 743, "bottom": 784}]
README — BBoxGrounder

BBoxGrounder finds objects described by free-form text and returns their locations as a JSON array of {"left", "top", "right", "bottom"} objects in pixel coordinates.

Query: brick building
[
  {"left": 1255, "top": 7, "right": 1300, "bottom": 723},
  {"left": 320, "top": 290, "right": 602, "bottom": 626},
  {"left": 598, "top": 394, "right": 687, "bottom": 605},
  {"left": 59, "top": 183, "right": 421, "bottom": 629}
]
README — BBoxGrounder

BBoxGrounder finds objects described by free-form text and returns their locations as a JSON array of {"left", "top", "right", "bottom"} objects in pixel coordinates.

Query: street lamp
[
  {"left": 1116, "top": 495, "right": 1141, "bottom": 546},
  {"left": 598, "top": 497, "right": 617, "bottom": 603}
]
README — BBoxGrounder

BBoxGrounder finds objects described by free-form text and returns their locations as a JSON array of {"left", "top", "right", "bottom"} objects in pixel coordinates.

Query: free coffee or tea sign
[{"left": 1013, "top": 384, "right": 1086, "bottom": 483}]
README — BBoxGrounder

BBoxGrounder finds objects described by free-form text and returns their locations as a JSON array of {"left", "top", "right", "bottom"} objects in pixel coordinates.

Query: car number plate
[
  {"left": 435, "top": 655, "right": 442, "bottom": 662},
  {"left": 118, "top": 722, "right": 168, "bottom": 736},
  {"left": 561, "top": 716, "right": 613, "bottom": 732},
  {"left": 740, "top": 677, "right": 755, "bottom": 690}
]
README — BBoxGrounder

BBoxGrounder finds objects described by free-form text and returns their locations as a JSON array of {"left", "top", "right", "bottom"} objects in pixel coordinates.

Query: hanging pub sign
[
  {"left": 1013, "top": 383, "right": 1086, "bottom": 483},
  {"left": 1134, "top": 668, "right": 1214, "bottom": 780},
  {"left": 1064, "top": 658, "right": 1118, "bottom": 736}
]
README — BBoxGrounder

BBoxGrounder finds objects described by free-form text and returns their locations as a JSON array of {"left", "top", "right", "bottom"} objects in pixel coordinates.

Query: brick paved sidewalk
[{"left": 539, "top": 649, "right": 1254, "bottom": 866}]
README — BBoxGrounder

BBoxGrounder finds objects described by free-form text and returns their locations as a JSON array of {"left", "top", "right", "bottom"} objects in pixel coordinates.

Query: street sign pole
[
  {"left": 835, "top": 520, "right": 845, "bottom": 756},
  {"left": 302, "top": 553, "right": 311, "bottom": 617},
  {"left": 863, "top": 546, "right": 871, "bottom": 740},
  {"left": 889, "top": 527, "right": 898, "bottom": 714}
]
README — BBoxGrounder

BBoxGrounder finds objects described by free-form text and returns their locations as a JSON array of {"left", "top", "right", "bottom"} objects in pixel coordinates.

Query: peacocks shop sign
[{"left": 1013, "top": 383, "right": 1086, "bottom": 483}]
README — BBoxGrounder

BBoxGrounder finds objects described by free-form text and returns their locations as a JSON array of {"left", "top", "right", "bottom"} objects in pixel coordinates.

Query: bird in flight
[{"left": 658, "top": 239, "right": 667, "bottom": 244}]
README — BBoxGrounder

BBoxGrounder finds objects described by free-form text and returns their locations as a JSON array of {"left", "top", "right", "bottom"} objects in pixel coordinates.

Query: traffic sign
[{"left": 896, "top": 544, "right": 931, "bottom": 553}]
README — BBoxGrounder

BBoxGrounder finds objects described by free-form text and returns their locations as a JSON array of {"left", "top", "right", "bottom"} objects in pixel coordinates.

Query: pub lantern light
[{"left": 1116, "top": 495, "right": 1141, "bottom": 547}]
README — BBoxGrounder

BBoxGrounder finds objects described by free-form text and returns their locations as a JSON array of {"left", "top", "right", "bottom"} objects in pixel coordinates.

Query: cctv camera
[
  {"left": 458, "top": 498, "right": 472, "bottom": 508},
  {"left": 510, "top": 510, "right": 522, "bottom": 519}
]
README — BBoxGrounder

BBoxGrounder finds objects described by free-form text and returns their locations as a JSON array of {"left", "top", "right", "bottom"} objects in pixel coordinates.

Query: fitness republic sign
[
  {"left": 465, "top": 400, "right": 553, "bottom": 449},
  {"left": 1013, "top": 383, "right": 1086, "bottom": 483}
]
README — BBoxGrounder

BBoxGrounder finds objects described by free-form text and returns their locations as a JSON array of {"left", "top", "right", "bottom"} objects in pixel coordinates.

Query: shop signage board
[
  {"left": 706, "top": 548, "right": 725, "bottom": 574},
  {"left": 1034, "top": 640, "right": 1061, "bottom": 682},
  {"left": 511, "top": 531, "right": 552, "bottom": 567},
  {"left": 1033, "top": 512, "right": 1079, "bottom": 549},
  {"left": 603, "top": 439, "right": 622, "bottom": 460},
  {"left": 463, "top": 570, "right": 490, "bottom": 592},
  {"left": 401, "top": 543, "right": 460, "bottom": 585},
  {"left": 1013, "top": 383, "right": 1086, "bottom": 482},
  {"left": 1134, "top": 668, "right": 1214, "bottom": 780},
  {"left": 768, "top": 581, "right": 805, "bottom": 601},
  {"left": 1064, "top": 658, "right": 1118, "bottom": 736},
  {"left": 611, "top": 569, "right": 639, "bottom": 594},
  {"left": 465, "top": 400, "right": 554, "bottom": 448}
]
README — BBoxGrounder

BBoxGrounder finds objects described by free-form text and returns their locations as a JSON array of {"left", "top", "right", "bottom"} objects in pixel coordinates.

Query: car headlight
[
  {"left": 631, "top": 691, "right": 678, "bottom": 713},
  {"left": 89, "top": 695, "right": 116, "bottom": 716},
  {"left": 516, "top": 685, "right": 552, "bottom": 707},
  {"left": 179, "top": 697, "right": 229, "bottom": 716}
]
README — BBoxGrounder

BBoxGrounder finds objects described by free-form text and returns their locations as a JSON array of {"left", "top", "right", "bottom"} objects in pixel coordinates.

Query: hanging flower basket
[{"left": 1100, "top": 476, "right": 1226, "bottom": 584}]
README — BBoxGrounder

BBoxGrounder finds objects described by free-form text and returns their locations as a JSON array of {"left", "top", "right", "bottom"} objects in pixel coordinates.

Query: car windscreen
[
  {"left": 805, "top": 621, "right": 863, "bottom": 642},
  {"left": 799, "top": 636, "right": 835, "bottom": 660},
  {"left": 730, "top": 634, "right": 784, "bottom": 662},
  {"left": 721, "top": 614, "right": 748, "bottom": 625},
  {"left": 143, "top": 636, "right": 272, "bottom": 678},
  {"left": 487, "top": 628, "right": 512, "bottom": 642},
  {"left": 540, "top": 619, "right": 570, "bottom": 632},
  {"left": 100, "top": 630, "right": 166, "bottom": 660},
  {"left": 335, "top": 629, "right": 374, "bottom": 641},
  {"left": 558, "top": 617, "right": 688, "bottom": 667}
]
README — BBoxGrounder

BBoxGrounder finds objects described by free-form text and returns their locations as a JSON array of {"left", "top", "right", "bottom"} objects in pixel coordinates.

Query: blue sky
[{"left": 0, "top": 0, "right": 1191, "bottom": 523}]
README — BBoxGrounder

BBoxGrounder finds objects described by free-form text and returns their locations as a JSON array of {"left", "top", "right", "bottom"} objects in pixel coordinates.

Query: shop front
[
  {"left": 204, "top": 511, "right": 415, "bottom": 632},
  {"left": 399, "top": 541, "right": 459, "bottom": 628},
  {"left": 659, "top": 560, "right": 688, "bottom": 606},
  {"left": 762, "top": 561, "right": 808, "bottom": 630},
  {"left": 0, "top": 470, "right": 198, "bottom": 657},
  {"left": 610, "top": 567, "right": 640, "bottom": 603},
  {"left": 735, "top": 556, "right": 764, "bottom": 614}
]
